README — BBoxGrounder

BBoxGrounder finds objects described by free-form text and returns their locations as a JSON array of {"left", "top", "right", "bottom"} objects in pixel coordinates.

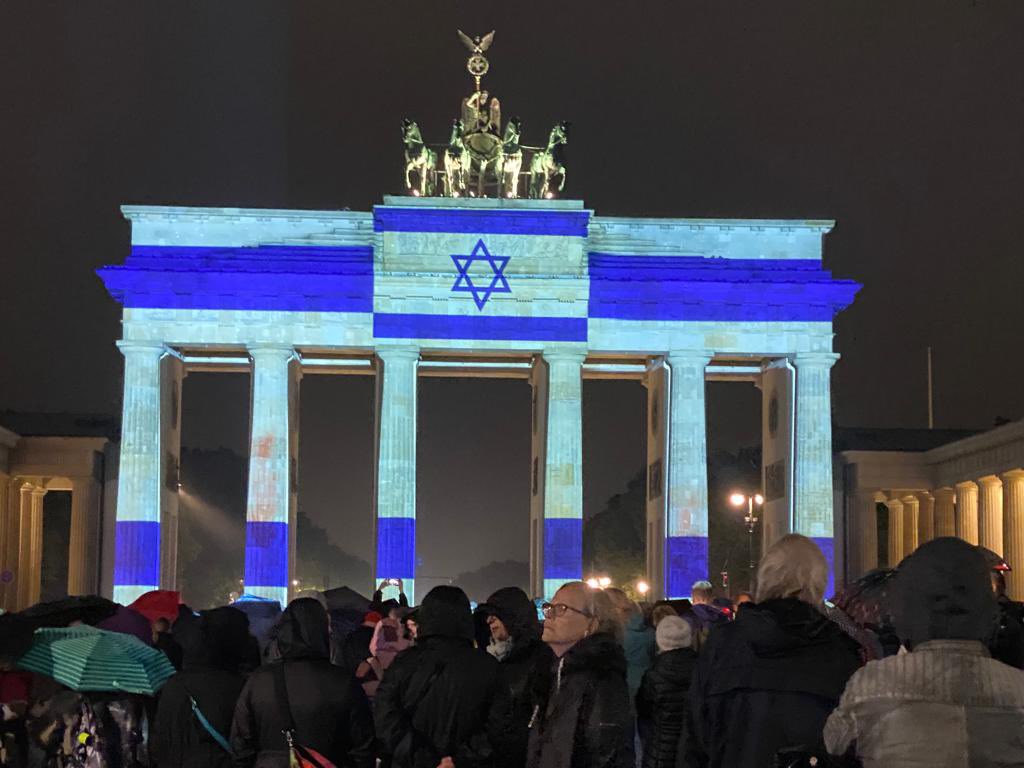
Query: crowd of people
[{"left": 2, "top": 533, "right": 1024, "bottom": 767}]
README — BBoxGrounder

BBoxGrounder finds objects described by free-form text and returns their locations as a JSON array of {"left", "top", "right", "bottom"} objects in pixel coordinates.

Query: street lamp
[
  {"left": 730, "top": 491, "right": 764, "bottom": 590},
  {"left": 636, "top": 580, "right": 650, "bottom": 597}
]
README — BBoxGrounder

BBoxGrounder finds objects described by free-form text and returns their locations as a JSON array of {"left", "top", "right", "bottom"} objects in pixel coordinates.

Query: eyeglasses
[{"left": 541, "top": 602, "right": 593, "bottom": 619}]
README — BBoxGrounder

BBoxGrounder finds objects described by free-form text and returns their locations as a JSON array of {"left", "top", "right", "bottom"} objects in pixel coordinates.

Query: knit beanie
[{"left": 655, "top": 615, "right": 692, "bottom": 652}]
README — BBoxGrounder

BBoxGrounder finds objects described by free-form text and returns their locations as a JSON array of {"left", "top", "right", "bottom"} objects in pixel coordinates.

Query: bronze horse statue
[
  {"left": 529, "top": 121, "right": 569, "bottom": 199},
  {"left": 402, "top": 118, "right": 437, "bottom": 196}
]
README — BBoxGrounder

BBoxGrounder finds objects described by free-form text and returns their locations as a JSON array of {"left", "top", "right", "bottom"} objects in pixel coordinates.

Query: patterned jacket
[{"left": 824, "top": 639, "right": 1024, "bottom": 767}]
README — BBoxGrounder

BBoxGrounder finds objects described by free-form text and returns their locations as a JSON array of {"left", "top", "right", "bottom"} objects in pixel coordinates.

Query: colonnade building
[{"left": 92, "top": 196, "right": 859, "bottom": 605}]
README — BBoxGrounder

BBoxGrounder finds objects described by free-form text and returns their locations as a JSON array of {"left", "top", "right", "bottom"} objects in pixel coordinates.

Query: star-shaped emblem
[{"left": 451, "top": 239, "right": 511, "bottom": 310}]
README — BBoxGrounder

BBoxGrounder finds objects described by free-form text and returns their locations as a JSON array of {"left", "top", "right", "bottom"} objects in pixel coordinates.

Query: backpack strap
[{"left": 188, "top": 696, "right": 232, "bottom": 754}]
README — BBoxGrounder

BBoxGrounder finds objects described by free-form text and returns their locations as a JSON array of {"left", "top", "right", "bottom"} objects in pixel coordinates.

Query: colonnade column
[
  {"left": 540, "top": 349, "right": 585, "bottom": 599},
  {"left": 955, "top": 481, "right": 979, "bottom": 545},
  {"left": 644, "top": 361, "right": 670, "bottom": 599},
  {"left": 901, "top": 494, "right": 919, "bottom": 559},
  {"left": 1002, "top": 471, "right": 1024, "bottom": 600},
  {"left": 244, "top": 345, "right": 300, "bottom": 605},
  {"left": 934, "top": 487, "right": 956, "bottom": 538},
  {"left": 793, "top": 353, "right": 839, "bottom": 595},
  {"left": 112, "top": 341, "right": 181, "bottom": 605},
  {"left": 374, "top": 346, "right": 420, "bottom": 604},
  {"left": 665, "top": 351, "right": 712, "bottom": 599},
  {"left": 978, "top": 476, "right": 1004, "bottom": 554},
  {"left": 850, "top": 492, "right": 880, "bottom": 577},
  {"left": 916, "top": 491, "right": 935, "bottom": 547},
  {"left": 886, "top": 497, "right": 904, "bottom": 568},
  {"left": 15, "top": 483, "right": 46, "bottom": 610},
  {"left": 68, "top": 476, "right": 102, "bottom": 596}
]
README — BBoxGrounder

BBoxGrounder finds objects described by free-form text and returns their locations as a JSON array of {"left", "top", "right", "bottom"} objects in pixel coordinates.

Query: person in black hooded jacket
[
  {"left": 374, "top": 585, "right": 499, "bottom": 768},
  {"left": 636, "top": 616, "right": 697, "bottom": 768},
  {"left": 480, "top": 587, "right": 554, "bottom": 768},
  {"left": 230, "top": 598, "right": 375, "bottom": 768},
  {"left": 684, "top": 534, "right": 860, "bottom": 768},
  {"left": 152, "top": 607, "right": 251, "bottom": 768},
  {"left": 526, "top": 581, "right": 633, "bottom": 768}
]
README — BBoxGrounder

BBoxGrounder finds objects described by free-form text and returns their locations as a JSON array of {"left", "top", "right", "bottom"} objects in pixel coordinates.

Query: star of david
[{"left": 450, "top": 239, "right": 511, "bottom": 310}]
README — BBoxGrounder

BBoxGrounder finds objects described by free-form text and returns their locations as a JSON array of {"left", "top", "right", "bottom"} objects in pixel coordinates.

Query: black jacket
[
  {"left": 374, "top": 585, "right": 500, "bottom": 768},
  {"left": 683, "top": 598, "right": 860, "bottom": 768},
  {"left": 483, "top": 587, "right": 554, "bottom": 768},
  {"left": 636, "top": 648, "right": 697, "bottom": 768},
  {"left": 152, "top": 607, "right": 252, "bottom": 768},
  {"left": 525, "top": 633, "right": 634, "bottom": 768},
  {"left": 230, "top": 599, "right": 375, "bottom": 768}
]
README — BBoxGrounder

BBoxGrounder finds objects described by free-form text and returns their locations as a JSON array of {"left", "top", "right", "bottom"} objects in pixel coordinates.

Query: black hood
[
  {"left": 277, "top": 597, "right": 331, "bottom": 660},
  {"left": 417, "top": 585, "right": 475, "bottom": 642},
  {"left": 483, "top": 586, "right": 542, "bottom": 643},
  {"left": 561, "top": 632, "right": 627, "bottom": 678},
  {"left": 895, "top": 537, "right": 998, "bottom": 648},
  {"left": 737, "top": 598, "right": 843, "bottom": 657},
  {"left": 178, "top": 606, "right": 252, "bottom": 671}
]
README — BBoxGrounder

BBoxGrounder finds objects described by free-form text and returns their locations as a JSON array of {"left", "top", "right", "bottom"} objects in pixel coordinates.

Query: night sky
[{"left": 2, "top": 3, "right": 1022, "bottom": 585}]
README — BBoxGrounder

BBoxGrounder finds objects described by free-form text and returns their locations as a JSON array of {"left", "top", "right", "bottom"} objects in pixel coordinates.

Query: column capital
[
  {"left": 542, "top": 347, "right": 587, "bottom": 364},
  {"left": 955, "top": 479, "right": 979, "bottom": 491},
  {"left": 792, "top": 352, "right": 840, "bottom": 369},
  {"left": 667, "top": 350, "right": 713, "bottom": 366},
  {"left": 116, "top": 340, "right": 168, "bottom": 356},
  {"left": 978, "top": 475, "right": 1003, "bottom": 488},
  {"left": 1002, "top": 470, "right": 1024, "bottom": 482},
  {"left": 375, "top": 345, "right": 421, "bottom": 362},
  {"left": 247, "top": 344, "right": 296, "bottom": 360},
  {"left": 29, "top": 485, "right": 47, "bottom": 499},
  {"left": 933, "top": 486, "right": 956, "bottom": 500}
]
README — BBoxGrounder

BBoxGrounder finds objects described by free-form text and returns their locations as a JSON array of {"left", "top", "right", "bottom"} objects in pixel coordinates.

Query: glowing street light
[
  {"left": 636, "top": 580, "right": 650, "bottom": 596},
  {"left": 730, "top": 491, "right": 764, "bottom": 591},
  {"left": 598, "top": 576, "right": 612, "bottom": 589},
  {"left": 586, "top": 578, "right": 600, "bottom": 589}
]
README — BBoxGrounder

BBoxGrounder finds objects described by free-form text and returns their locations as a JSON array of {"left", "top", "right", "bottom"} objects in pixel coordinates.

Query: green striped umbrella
[{"left": 17, "top": 625, "right": 175, "bottom": 695}]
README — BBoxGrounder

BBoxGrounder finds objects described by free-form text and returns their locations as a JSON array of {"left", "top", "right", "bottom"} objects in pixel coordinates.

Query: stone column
[
  {"left": 916, "top": 491, "right": 935, "bottom": 546},
  {"left": 850, "top": 492, "right": 880, "bottom": 577},
  {"left": 67, "top": 476, "right": 102, "bottom": 596},
  {"left": 933, "top": 487, "right": 956, "bottom": 538},
  {"left": 901, "top": 493, "right": 919, "bottom": 559},
  {"left": 0, "top": 476, "right": 12, "bottom": 611},
  {"left": 113, "top": 341, "right": 179, "bottom": 605},
  {"left": 374, "top": 346, "right": 419, "bottom": 604},
  {"left": 16, "top": 484, "right": 46, "bottom": 609},
  {"left": 793, "top": 353, "right": 839, "bottom": 596},
  {"left": 665, "top": 351, "right": 712, "bottom": 599},
  {"left": 886, "top": 496, "right": 904, "bottom": 568},
  {"left": 644, "top": 361, "right": 670, "bottom": 599},
  {"left": 955, "top": 481, "right": 979, "bottom": 545},
  {"left": 244, "top": 346, "right": 300, "bottom": 606},
  {"left": 541, "top": 349, "right": 585, "bottom": 599},
  {"left": 528, "top": 357, "right": 549, "bottom": 599},
  {"left": 1002, "top": 471, "right": 1024, "bottom": 600},
  {"left": 978, "top": 476, "right": 1004, "bottom": 555}
]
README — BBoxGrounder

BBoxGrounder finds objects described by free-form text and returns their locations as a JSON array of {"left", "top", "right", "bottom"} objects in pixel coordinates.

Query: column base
[
  {"left": 113, "top": 584, "right": 157, "bottom": 605},
  {"left": 665, "top": 535, "right": 708, "bottom": 599},
  {"left": 244, "top": 585, "right": 287, "bottom": 607},
  {"left": 810, "top": 536, "right": 836, "bottom": 601}
]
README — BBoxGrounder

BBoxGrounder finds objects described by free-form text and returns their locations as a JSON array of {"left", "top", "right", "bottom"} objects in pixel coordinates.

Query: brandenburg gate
[{"left": 97, "top": 34, "right": 859, "bottom": 605}]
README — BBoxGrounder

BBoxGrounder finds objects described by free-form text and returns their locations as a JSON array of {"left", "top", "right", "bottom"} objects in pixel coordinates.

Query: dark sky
[{"left": 2, "top": 2, "right": 1023, "bottom": 581}]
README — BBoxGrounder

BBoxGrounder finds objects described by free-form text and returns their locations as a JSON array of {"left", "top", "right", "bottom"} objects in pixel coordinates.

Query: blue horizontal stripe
[
  {"left": 544, "top": 518, "right": 582, "bottom": 580},
  {"left": 377, "top": 517, "right": 416, "bottom": 580},
  {"left": 374, "top": 207, "right": 590, "bottom": 237},
  {"left": 374, "top": 313, "right": 587, "bottom": 342},
  {"left": 665, "top": 535, "right": 708, "bottom": 598},
  {"left": 588, "top": 254, "right": 860, "bottom": 321},
  {"left": 244, "top": 521, "right": 289, "bottom": 587},
  {"left": 98, "top": 245, "right": 373, "bottom": 312},
  {"left": 113, "top": 521, "right": 160, "bottom": 587},
  {"left": 811, "top": 536, "right": 836, "bottom": 600}
]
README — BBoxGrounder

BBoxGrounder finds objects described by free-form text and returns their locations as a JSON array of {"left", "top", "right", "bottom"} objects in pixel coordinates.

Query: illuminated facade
[{"left": 98, "top": 196, "right": 859, "bottom": 604}]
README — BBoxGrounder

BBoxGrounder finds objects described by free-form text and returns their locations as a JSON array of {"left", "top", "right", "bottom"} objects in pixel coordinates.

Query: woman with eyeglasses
[{"left": 525, "top": 582, "right": 633, "bottom": 768}]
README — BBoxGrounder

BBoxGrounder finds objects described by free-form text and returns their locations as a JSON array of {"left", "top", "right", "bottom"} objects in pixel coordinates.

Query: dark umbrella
[
  {"left": 97, "top": 606, "right": 153, "bottom": 645},
  {"left": 0, "top": 613, "right": 36, "bottom": 664},
  {"left": 18, "top": 595, "right": 119, "bottom": 628},
  {"left": 323, "top": 586, "right": 371, "bottom": 613}
]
